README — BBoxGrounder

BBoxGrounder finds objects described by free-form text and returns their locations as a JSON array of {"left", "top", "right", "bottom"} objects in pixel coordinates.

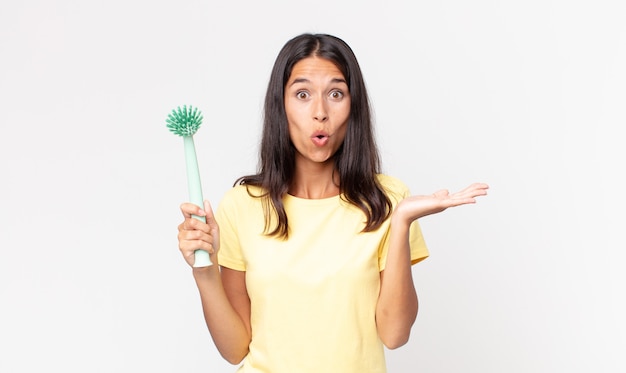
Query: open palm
[{"left": 394, "top": 182, "right": 489, "bottom": 223}]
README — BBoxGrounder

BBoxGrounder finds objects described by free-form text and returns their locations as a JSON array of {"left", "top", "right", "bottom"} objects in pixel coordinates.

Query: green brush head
[{"left": 166, "top": 105, "right": 203, "bottom": 137}]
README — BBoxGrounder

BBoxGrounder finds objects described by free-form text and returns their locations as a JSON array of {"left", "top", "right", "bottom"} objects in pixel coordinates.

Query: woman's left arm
[{"left": 376, "top": 182, "right": 489, "bottom": 349}]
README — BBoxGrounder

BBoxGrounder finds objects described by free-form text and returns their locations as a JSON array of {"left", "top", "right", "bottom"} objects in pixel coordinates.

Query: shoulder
[
  {"left": 224, "top": 183, "right": 266, "bottom": 202},
  {"left": 218, "top": 184, "right": 266, "bottom": 212},
  {"left": 375, "top": 174, "right": 411, "bottom": 200},
  {"left": 223, "top": 183, "right": 265, "bottom": 199}
]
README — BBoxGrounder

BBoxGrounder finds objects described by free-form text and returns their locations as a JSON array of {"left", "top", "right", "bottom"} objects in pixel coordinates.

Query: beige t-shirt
[{"left": 217, "top": 174, "right": 429, "bottom": 373}]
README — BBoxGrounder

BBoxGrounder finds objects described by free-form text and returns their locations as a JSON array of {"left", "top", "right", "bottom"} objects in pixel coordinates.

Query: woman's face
[{"left": 284, "top": 57, "right": 350, "bottom": 167}]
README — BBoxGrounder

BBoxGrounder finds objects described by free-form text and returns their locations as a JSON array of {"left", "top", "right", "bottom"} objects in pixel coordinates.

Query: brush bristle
[{"left": 166, "top": 105, "right": 203, "bottom": 136}]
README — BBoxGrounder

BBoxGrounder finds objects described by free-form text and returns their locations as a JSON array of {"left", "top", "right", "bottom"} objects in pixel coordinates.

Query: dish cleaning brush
[{"left": 166, "top": 105, "right": 212, "bottom": 267}]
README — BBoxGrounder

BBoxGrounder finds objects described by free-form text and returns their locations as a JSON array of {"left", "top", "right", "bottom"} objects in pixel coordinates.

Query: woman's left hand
[{"left": 393, "top": 182, "right": 489, "bottom": 224}]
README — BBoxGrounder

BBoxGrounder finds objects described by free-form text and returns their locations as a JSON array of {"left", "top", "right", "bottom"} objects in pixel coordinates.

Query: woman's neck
[{"left": 289, "top": 160, "right": 340, "bottom": 199}]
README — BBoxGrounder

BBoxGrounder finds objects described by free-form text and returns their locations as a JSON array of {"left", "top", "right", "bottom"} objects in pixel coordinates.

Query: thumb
[
  {"left": 203, "top": 200, "right": 219, "bottom": 230},
  {"left": 203, "top": 200, "right": 220, "bottom": 249}
]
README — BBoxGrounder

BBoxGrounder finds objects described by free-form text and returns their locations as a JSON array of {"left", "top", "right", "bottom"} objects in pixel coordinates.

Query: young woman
[{"left": 177, "top": 33, "right": 489, "bottom": 373}]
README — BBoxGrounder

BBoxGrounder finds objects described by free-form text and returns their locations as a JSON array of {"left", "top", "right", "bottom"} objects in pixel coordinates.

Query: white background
[{"left": 1, "top": 0, "right": 624, "bottom": 372}]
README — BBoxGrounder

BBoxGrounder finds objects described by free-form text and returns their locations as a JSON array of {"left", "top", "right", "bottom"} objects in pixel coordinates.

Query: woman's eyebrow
[
  {"left": 288, "top": 77, "right": 347, "bottom": 87},
  {"left": 289, "top": 78, "right": 310, "bottom": 86}
]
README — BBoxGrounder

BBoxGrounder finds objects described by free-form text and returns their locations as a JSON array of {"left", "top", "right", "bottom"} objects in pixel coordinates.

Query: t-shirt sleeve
[
  {"left": 378, "top": 220, "right": 429, "bottom": 270},
  {"left": 408, "top": 221, "right": 429, "bottom": 265},
  {"left": 378, "top": 175, "right": 429, "bottom": 270},
  {"left": 215, "top": 188, "right": 247, "bottom": 271}
]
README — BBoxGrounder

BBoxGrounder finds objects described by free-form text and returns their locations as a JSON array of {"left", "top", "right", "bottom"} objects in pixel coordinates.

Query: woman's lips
[{"left": 311, "top": 132, "right": 330, "bottom": 146}]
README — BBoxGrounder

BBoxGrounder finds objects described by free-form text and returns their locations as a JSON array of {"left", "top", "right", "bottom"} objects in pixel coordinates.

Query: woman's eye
[
  {"left": 297, "top": 91, "right": 309, "bottom": 99},
  {"left": 330, "top": 90, "right": 344, "bottom": 99}
]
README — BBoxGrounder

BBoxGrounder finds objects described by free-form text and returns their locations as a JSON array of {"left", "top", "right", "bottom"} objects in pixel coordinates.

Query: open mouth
[{"left": 311, "top": 132, "right": 329, "bottom": 146}]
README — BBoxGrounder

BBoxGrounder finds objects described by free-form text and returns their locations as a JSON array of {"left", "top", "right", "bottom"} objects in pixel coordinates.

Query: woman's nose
[{"left": 312, "top": 97, "right": 328, "bottom": 122}]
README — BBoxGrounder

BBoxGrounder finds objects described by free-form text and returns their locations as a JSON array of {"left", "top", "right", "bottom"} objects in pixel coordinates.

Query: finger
[
  {"left": 179, "top": 227, "right": 211, "bottom": 242},
  {"left": 467, "top": 182, "right": 489, "bottom": 194},
  {"left": 467, "top": 183, "right": 489, "bottom": 197},
  {"left": 181, "top": 217, "right": 211, "bottom": 233},
  {"left": 453, "top": 183, "right": 489, "bottom": 199},
  {"left": 178, "top": 228, "right": 216, "bottom": 254},
  {"left": 180, "top": 240, "right": 215, "bottom": 258},
  {"left": 181, "top": 239, "right": 215, "bottom": 253},
  {"left": 432, "top": 189, "right": 449, "bottom": 198},
  {"left": 180, "top": 202, "right": 207, "bottom": 219}
]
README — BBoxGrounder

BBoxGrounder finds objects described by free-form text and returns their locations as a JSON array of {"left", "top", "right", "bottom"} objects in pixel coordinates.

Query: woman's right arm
[{"left": 178, "top": 201, "right": 252, "bottom": 364}]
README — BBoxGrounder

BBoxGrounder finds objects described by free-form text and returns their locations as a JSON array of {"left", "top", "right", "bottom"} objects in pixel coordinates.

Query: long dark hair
[{"left": 236, "top": 33, "right": 391, "bottom": 238}]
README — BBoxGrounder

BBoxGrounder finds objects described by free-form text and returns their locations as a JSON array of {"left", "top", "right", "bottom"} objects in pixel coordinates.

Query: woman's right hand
[{"left": 177, "top": 200, "right": 220, "bottom": 267}]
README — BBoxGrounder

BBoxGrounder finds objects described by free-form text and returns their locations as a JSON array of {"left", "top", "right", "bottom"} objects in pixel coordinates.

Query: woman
[{"left": 177, "top": 33, "right": 488, "bottom": 372}]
